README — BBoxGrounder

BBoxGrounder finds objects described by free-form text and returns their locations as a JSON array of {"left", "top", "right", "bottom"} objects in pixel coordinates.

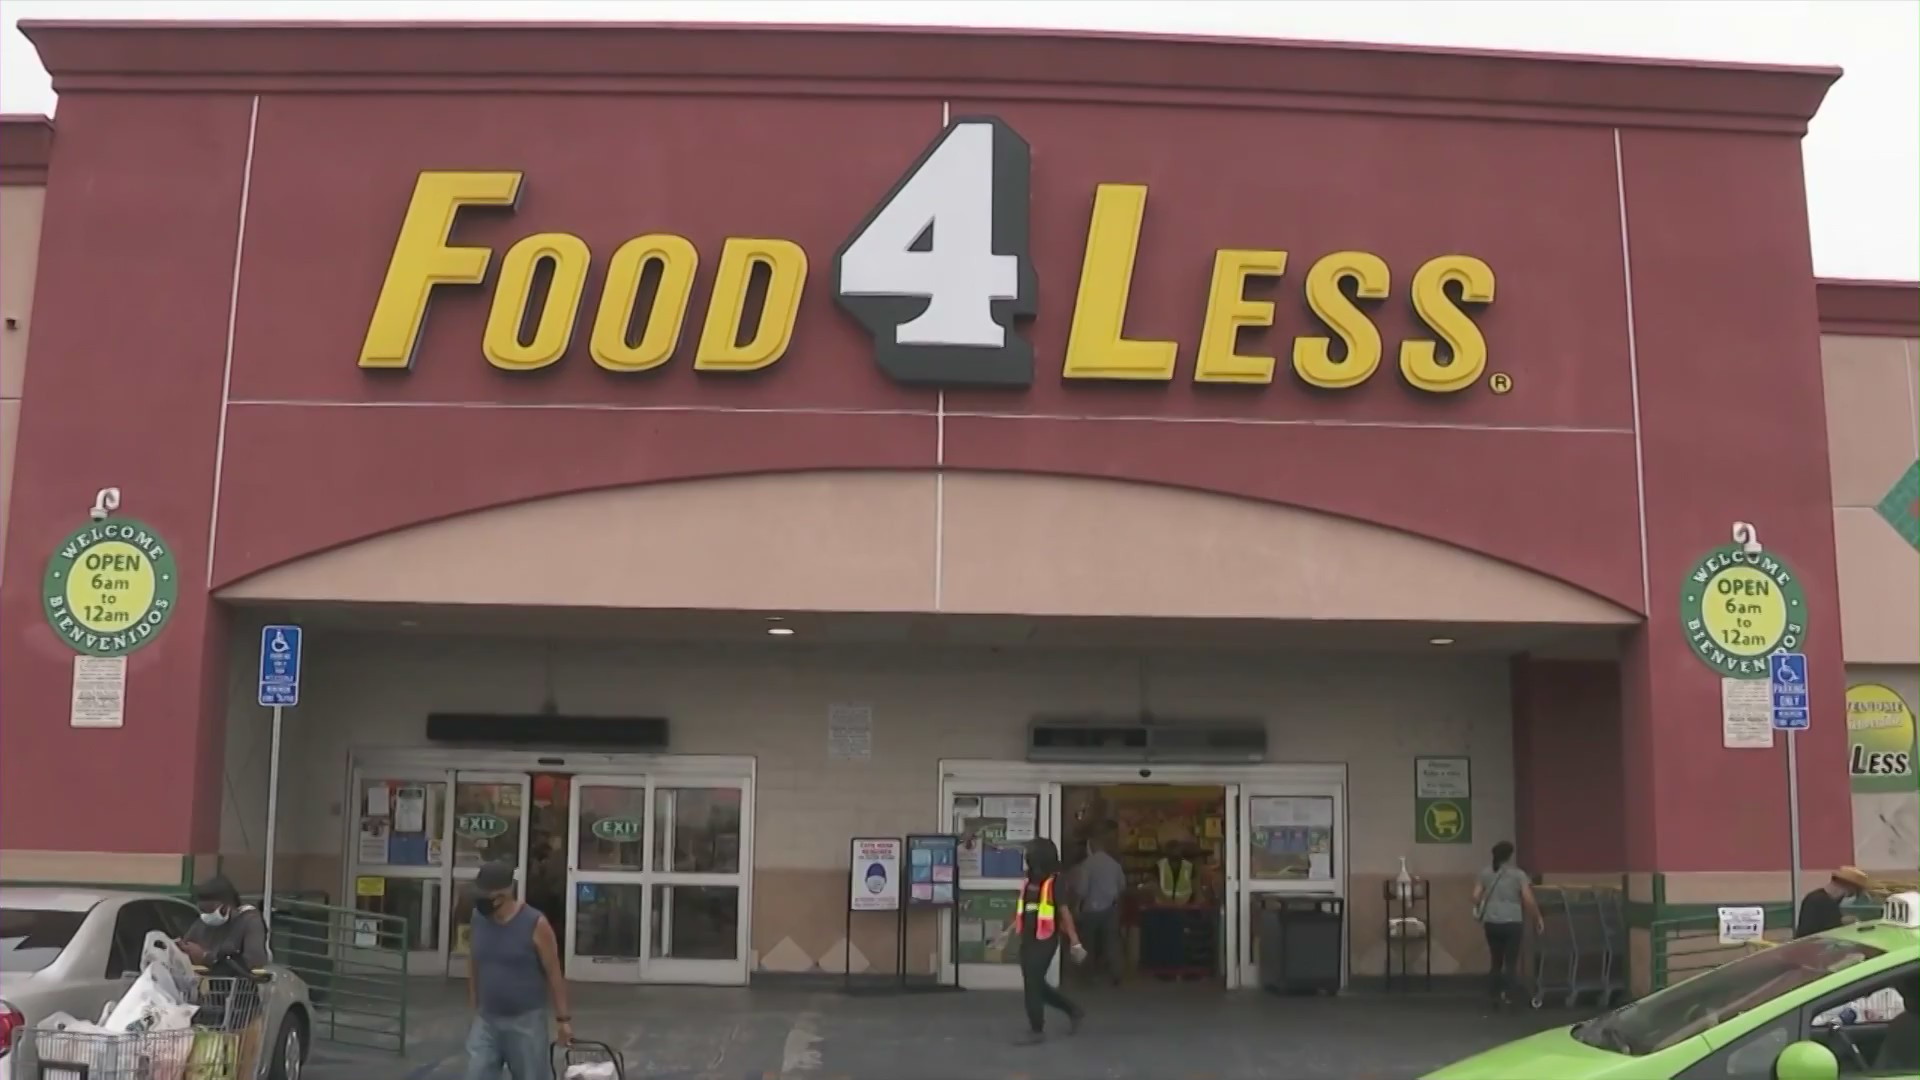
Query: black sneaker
[{"left": 1068, "top": 1011, "right": 1084, "bottom": 1036}]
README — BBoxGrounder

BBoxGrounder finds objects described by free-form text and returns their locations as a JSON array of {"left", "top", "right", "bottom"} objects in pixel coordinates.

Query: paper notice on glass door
[
  {"left": 358, "top": 820, "right": 390, "bottom": 865},
  {"left": 1005, "top": 799, "right": 1036, "bottom": 841},
  {"left": 394, "top": 786, "right": 427, "bottom": 833}
]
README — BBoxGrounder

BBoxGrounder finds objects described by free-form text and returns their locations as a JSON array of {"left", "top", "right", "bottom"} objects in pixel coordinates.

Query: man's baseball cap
[{"left": 475, "top": 861, "right": 516, "bottom": 892}]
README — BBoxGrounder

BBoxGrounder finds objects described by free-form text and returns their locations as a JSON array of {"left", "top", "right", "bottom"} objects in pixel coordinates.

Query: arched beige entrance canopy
[{"left": 219, "top": 471, "right": 1637, "bottom": 626}]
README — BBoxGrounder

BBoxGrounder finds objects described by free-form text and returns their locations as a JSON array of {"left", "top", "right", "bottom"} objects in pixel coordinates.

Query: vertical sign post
[
  {"left": 1769, "top": 652, "right": 1810, "bottom": 905},
  {"left": 258, "top": 625, "right": 303, "bottom": 919}
]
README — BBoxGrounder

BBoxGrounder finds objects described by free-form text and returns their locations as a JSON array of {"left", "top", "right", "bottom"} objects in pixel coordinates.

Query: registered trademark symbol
[{"left": 1489, "top": 372, "right": 1513, "bottom": 395}]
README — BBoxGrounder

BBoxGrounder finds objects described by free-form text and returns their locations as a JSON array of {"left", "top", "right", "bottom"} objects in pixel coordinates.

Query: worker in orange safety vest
[{"left": 1010, "top": 838, "right": 1087, "bottom": 1045}]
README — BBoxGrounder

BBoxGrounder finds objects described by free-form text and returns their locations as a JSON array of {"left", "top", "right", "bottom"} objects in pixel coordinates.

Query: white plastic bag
[
  {"left": 33, "top": 1013, "right": 127, "bottom": 1078},
  {"left": 143, "top": 929, "right": 198, "bottom": 988},
  {"left": 565, "top": 1064, "right": 619, "bottom": 1080},
  {"left": 102, "top": 964, "right": 182, "bottom": 1033},
  {"left": 145, "top": 1002, "right": 199, "bottom": 1080}
]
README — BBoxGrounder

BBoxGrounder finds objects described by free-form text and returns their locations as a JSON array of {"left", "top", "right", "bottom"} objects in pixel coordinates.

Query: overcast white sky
[{"left": 3, "top": 0, "right": 1915, "bottom": 281}]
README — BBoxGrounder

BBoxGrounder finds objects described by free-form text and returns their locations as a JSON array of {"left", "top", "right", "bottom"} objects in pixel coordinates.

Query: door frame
[
  {"left": 447, "top": 771, "right": 533, "bottom": 979},
  {"left": 937, "top": 776, "right": 1062, "bottom": 991},
  {"left": 936, "top": 759, "right": 1348, "bottom": 991},
  {"left": 564, "top": 771, "right": 755, "bottom": 987},
  {"left": 344, "top": 749, "right": 755, "bottom": 982},
  {"left": 345, "top": 768, "right": 453, "bottom": 973}
]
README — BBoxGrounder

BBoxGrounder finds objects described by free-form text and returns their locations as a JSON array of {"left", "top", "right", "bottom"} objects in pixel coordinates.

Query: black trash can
[{"left": 1259, "top": 896, "right": 1344, "bottom": 995}]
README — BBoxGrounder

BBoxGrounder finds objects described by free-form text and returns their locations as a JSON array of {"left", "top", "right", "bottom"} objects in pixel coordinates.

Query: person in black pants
[
  {"left": 1472, "top": 841, "right": 1543, "bottom": 1007},
  {"left": 1009, "top": 838, "right": 1087, "bottom": 1045}
]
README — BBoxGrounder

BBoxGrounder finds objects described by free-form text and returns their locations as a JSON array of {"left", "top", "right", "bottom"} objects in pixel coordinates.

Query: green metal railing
[
  {"left": 1648, "top": 903, "right": 1794, "bottom": 991},
  {"left": 270, "top": 898, "right": 409, "bottom": 1055},
  {"left": 1647, "top": 899, "right": 1887, "bottom": 991}
]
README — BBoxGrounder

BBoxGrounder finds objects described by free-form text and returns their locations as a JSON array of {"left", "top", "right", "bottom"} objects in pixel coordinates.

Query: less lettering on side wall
[{"left": 1847, "top": 682, "right": 1919, "bottom": 872}]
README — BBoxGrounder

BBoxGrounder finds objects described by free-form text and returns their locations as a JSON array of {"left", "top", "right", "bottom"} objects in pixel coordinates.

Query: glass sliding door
[
  {"left": 347, "top": 772, "right": 450, "bottom": 972},
  {"left": 645, "top": 781, "right": 750, "bottom": 985},
  {"left": 449, "top": 772, "right": 531, "bottom": 978},
  {"left": 941, "top": 780, "right": 1061, "bottom": 990},
  {"left": 1235, "top": 781, "right": 1345, "bottom": 989},
  {"left": 566, "top": 776, "right": 648, "bottom": 984},
  {"left": 564, "top": 774, "right": 753, "bottom": 986}
]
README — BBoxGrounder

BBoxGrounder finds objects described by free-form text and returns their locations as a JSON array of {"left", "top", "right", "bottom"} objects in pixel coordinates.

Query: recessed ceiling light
[
  {"left": 765, "top": 615, "right": 785, "bottom": 623},
  {"left": 399, "top": 619, "right": 419, "bottom": 628},
  {"left": 767, "top": 626, "right": 796, "bottom": 637},
  {"left": 1429, "top": 637, "right": 1455, "bottom": 646}
]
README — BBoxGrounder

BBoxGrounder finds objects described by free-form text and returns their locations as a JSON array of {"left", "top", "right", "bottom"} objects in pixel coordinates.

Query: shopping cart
[
  {"left": 554, "top": 1040, "right": 627, "bottom": 1079},
  {"left": 21, "top": 973, "right": 267, "bottom": 1080}
]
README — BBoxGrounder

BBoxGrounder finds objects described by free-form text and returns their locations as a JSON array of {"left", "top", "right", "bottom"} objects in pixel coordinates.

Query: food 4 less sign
[{"left": 359, "top": 119, "right": 1501, "bottom": 394}]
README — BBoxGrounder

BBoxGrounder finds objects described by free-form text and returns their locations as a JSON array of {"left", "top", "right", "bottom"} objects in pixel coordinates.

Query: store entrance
[
  {"left": 347, "top": 750, "right": 756, "bottom": 986},
  {"left": 938, "top": 760, "right": 1347, "bottom": 992},
  {"left": 1060, "top": 784, "right": 1229, "bottom": 989}
]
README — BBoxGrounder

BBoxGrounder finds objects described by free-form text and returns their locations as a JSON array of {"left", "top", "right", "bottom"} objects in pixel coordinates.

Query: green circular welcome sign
[
  {"left": 42, "top": 518, "right": 180, "bottom": 657},
  {"left": 1679, "top": 545, "right": 1808, "bottom": 678}
]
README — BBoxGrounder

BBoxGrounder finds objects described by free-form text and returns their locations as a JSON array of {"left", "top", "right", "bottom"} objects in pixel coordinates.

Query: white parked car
[{"left": 0, "top": 889, "right": 312, "bottom": 1080}]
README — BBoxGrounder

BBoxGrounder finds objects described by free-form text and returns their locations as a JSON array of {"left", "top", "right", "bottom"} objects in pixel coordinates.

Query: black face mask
[{"left": 475, "top": 894, "right": 503, "bottom": 915}]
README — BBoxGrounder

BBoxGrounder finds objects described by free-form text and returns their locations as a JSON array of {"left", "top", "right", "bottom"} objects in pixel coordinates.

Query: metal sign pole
[
  {"left": 1786, "top": 728, "right": 1802, "bottom": 905},
  {"left": 264, "top": 703, "right": 285, "bottom": 917},
  {"left": 1769, "top": 649, "right": 1809, "bottom": 910},
  {"left": 257, "top": 623, "right": 302, "bottom": 922}
]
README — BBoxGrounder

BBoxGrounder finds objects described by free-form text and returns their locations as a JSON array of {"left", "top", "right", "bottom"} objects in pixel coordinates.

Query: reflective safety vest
[
  {"left": 1013, "top": 877, "right": 1057, "bottom": 941},
  {"left": 1158, "top": 858, "right": 1195, "bottom": 903}
]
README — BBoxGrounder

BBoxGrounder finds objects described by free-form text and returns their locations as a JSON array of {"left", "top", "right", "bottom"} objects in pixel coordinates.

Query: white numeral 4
[{"left": 834, "top": 118, "right": 1036, "bottom": 387}]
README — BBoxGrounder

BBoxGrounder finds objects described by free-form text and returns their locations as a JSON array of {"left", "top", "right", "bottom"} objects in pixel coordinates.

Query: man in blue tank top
[{"left": 466, "top": 861, "right": 573, "bottom": 1080}]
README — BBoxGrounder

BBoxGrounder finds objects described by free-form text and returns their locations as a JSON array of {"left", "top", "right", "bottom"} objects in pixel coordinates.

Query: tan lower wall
[
  {"left": 218, "top": 854, "right": 344, "bottom": 900},
  {"left": 0, "top": 850, "right": 191, "bottom": 887},
  {"left": 1661, "top": 868, "right": 1915, "bottom": 905}
]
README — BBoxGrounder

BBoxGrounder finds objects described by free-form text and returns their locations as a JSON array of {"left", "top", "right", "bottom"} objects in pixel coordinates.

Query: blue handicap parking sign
[
  {"left": 1769, "top": 652, "right": 1809, "bottom": 731},
  {"left": 258, "top": 625, "right": 303, "bottom": 707}
]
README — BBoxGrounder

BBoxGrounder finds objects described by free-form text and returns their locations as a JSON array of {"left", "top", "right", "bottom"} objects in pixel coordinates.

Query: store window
[
  {"left": 956, "top": 892, "right": 1021, "bottom": 966},
  {"left": 354, "top": 778, "right": 449, "bottom": 955},
  {"left": 454, "top": 780, "right": 524, "bottom": 869},
  {"left": 654, "top": 787, "right": 742, "bottom": 874},
  {"left": 651, "top": 885, "right": 739, "bottom": 960},
  {"left": 578, "top": 786, "right": 647, "bottom": 872},
  {"left": 1246, "top": 796, "right": 1335, "bottom": 882},
  {"left": 574, "top": 883, "right": 644, "bottom": 962},
  {"left": 357, "top": 780, "right": 445, "bottom": 870}
]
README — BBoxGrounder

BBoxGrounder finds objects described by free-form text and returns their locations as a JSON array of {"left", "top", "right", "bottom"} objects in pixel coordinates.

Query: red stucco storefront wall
[{"left": 0, "top": 23, "right": 1854, "bottom": 873}]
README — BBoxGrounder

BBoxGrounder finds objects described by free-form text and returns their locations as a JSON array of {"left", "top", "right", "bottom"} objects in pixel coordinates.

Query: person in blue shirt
[{"left": 466, "top": 862, "right": 573, "bottom": 1080}]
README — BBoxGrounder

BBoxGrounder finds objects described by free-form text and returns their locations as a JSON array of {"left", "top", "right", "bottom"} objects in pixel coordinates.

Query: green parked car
[{"left": 1427, "top": 893, "right": 1920, "bottom": 1080}]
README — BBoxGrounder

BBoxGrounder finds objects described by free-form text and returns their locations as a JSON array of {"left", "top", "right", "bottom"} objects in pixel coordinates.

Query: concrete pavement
[{"left": 305, "top": 980, "right": 1583, "bottom": 1080}]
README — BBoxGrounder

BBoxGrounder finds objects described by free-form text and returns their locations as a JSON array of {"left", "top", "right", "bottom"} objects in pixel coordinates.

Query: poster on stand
[
  {"left": 906, "top": 834, "right": 959, "bottom": 907},
  {"left": 849, "top": 837, "right": 902, "bottom": 912}
]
